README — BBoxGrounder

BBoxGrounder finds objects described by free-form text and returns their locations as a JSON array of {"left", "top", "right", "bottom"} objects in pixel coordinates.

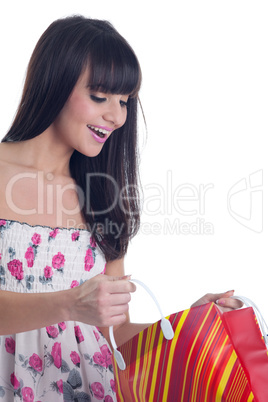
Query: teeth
[{"left": 87, "top": 125, "right": 109, "bottom": 135}]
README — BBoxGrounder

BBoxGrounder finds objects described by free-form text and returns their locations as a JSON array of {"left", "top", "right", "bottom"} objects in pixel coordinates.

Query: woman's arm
[
  {"left": 0, "top": 288, "right": 71, "bottom": 334},
  {"left": 0, "top": 266, "right": 135, "bottom": 335},
  {"left": 0, "top": 257, "right": 242, "bottom": 338}
]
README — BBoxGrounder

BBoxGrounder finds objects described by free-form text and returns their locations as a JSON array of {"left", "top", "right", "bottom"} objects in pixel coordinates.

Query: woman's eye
[
  {"left": 120, "top": 100, "right": 128, "bottom": 108},
  {"left": 90, "top": 95, "right": 106, "bottom": 103},
  {"left": 90, "top": 94, "right": 128, "bottom": 108}
]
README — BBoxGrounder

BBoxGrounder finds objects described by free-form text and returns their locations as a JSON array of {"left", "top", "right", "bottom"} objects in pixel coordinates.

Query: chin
[{"left": 78, "top": 145, "right": 104, "bottom": 158}]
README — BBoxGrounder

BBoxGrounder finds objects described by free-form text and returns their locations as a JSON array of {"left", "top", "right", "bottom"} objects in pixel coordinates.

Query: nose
[{"left": 103, "top": 99, "right": 127, "bottom": 128}]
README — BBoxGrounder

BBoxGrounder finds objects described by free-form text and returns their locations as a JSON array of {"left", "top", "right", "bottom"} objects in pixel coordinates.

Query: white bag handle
[
  {"left": 109, "top": 278, "right": 174, "bottom": 370},
  {"left": 231, "top": 295, "right": 268, "bottom": 348}
]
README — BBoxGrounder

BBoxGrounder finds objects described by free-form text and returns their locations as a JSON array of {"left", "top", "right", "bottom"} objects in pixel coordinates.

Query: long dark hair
[{"left": 2, "top": 15, "right": 142, "bottom": 261}]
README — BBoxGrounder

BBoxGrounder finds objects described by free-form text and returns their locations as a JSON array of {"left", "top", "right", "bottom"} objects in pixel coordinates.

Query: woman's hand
[
  {"left": 191, "top": 290, "right": 243, "bottom": 313},
  {"left": 0, "top": 271, "right": 136, "bottom": 335},
  {"left": 69, "top": 274, "right": 136, "bottom": 327}
]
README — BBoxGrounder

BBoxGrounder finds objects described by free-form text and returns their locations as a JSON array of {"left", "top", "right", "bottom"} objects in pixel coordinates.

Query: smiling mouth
[{"left": 87, "top": 125, "right": 109, "bottom": 139}]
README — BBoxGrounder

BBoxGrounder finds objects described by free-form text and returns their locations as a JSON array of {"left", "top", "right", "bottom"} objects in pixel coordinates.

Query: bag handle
[
  {"left": 109, "top": 278, "right": 174, "bottom": 370},
  {"left": 231, "top": 295, "right": 268, "bottom": 348}
]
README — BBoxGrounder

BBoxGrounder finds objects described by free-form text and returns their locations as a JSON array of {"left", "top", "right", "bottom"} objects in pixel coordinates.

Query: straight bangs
[{"left": 87, "top": 32, "right": 141, "bottom": 97}]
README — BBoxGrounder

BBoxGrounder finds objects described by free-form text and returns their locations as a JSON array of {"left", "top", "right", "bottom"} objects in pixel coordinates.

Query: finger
[
  {"left": 109, "top": 292, "right": 132, "bottom": 306},
  {"left": 209, "top": 290, "right": 234, "bottom": 303},
  {"left": 216, "top": 297, "right": 243, "bottom": 310},
  {"left": 105, "top": 278, "right": 136, "bottom": 294},
  {"left": 107, "top": 274, "right": 132, "bottom": 281},
  {"left": 108, "top": 313, "right": 127, "bottom": 327},
  {"left": 107, "top": 303, "right": 130, "bottom": 316}
]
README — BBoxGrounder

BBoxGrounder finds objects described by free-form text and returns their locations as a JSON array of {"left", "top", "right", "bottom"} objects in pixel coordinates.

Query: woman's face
[{"left": 51, "top": 69, "right": 129, "bottom": 157}]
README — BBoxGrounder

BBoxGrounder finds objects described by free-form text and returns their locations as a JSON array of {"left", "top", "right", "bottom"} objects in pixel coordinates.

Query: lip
[
  {"left": 87, "top": 126, "right": 108, "bottom": 144},
  {"left": 93, "top": 125, "right": 113, "bottom": 132}
]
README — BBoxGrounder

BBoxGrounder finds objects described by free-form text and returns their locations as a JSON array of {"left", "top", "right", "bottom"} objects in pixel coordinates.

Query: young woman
[{"left": 0, "top": 16, "right": 241, "bottom": 401}]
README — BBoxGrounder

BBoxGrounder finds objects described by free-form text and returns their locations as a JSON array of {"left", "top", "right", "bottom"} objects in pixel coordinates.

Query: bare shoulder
[
  {"left": 0, "top": 141, "right": 18, "bottom": 164},
  {"left": 0, "top": 142, "right": 21, "bottom": 180},
  {"left": 0, "top": 141, "right": 12, "bottom": 157},
  {"left": 0, "top": 143, "right": 12, "bottom": 176},
  {"left": 0, "top": 142, "right": 9, "bottom": 164},
  {"left": 0, "top": 143, "right": 21, "bottom": 215}
]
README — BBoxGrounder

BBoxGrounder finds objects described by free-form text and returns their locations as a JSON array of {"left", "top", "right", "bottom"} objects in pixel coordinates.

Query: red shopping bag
[{"left": 112, "top": 302, "right": 268, "bottom": 401}]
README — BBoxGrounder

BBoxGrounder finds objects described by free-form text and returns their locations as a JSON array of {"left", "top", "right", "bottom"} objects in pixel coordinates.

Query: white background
[{"left": 0, "top": 1, "right": 267, "bottom": 324}]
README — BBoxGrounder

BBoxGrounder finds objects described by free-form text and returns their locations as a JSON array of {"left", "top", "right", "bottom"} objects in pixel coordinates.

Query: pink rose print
[
  {"left": 110, "top": 379, "right": 116, "bottom": 393},
  {"left": 57, "top": 379, "right": 63, "bottom": 394},
  {"left": 74, "top": 325, "right": 84, "bottom": 343},
  {"left": 0, "top": 252, "right": 1, "bottom": 260},
  {"left": 93, "top": 352, "right": 106, "bottom": 367},
  {"left": 91, "top": 382, "right": 105, "bottom": 400},
  {"left": 51, "top": 342, "right": 62, "bottom": 369},
  {"left": 70, "top": 280, "right": 79, "bottom": 288},
  {"left": 21, "top": 386, "right": 34, "bottom": 402},
  {"left": 104, "top": 396, "right": 113, "bottom": 402},
  {"left": 84, "top": 248, "right": 94, "bottom": 271},
  {"left": 31, "top": 232, "right": 41, "bottom": 246},
  {"left": 44, "top": 265, "right": 53, "bottom": 278},
  {"left": 49, "top": 228, "right": 59, "bottom": 238},
  {"left": 93, "top": 330, "right": 100, "bottom": 342},
  {"left": 7, "top": 259, "right": 24, "bottom": 280},
  {"left": 0, "top": 219, "right": 6, "bottom": 226},
  {"left": 70, "top": 351, "right": 80, "bottom": 366},
  {"left": 93, "top": 345, "right": 112, "bottom": 368},
  {"left": 25, "top": 247, "right": 34, "bottom": 268},
  {"left": 10, "top": 372, "right": 20, "bottom": 390},
  {"left": 29, "top": 353, "right": 43, "bottom": 372},
  {"left": 5, "top": 337, "right": 15, "bottom": 354},
  {"left": 52, "top": 252, "right": 65, "bottom": 270},
  {"left": 58, "top": 322, "right": 66, "bottom": 332},
  {"left": 100, "top": 345, "right": 112, "bottom": 366},
  {"left": 71, "top": 231, "right": 80, "bottom": 241},
  {"left": 90, "top": 236, "right": 96, "bottom": 248},
  {"left": 46, "top": 325, "right": 59, "bottom": 339}
]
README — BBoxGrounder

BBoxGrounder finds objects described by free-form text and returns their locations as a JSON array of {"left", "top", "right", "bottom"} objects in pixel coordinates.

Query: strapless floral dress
[{"left": 0, "top": 219, "right": 116, "bottom": 402}]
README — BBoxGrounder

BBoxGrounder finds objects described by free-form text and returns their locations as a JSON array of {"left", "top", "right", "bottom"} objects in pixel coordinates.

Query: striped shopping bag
[{"left": 112, "top": 301, "right": 268, "bottom": 401}]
